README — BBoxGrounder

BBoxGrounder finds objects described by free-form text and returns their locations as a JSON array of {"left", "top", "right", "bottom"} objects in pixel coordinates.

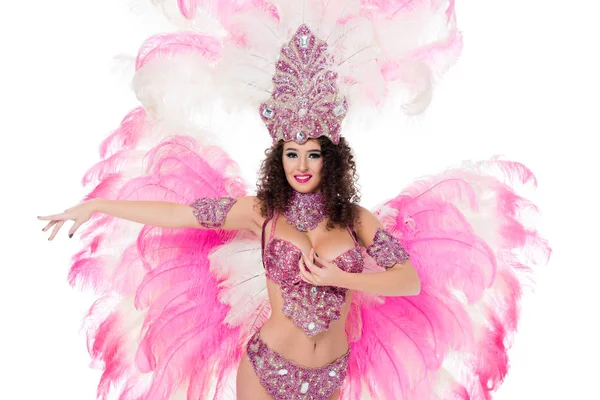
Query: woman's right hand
[{"left": 38, "top": 199, "right": 97, "bottom": 241}]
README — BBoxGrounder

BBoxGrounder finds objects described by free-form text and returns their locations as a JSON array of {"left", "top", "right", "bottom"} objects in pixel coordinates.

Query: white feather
[
  {"left": 208, "top": 233, "right": 270, "bottom": 334},
  {"left": 213, "top": 46, "right": 275, "bottom": 112},
  {"left": 276, "top": 0, "right": 321, "bottom": 35},
  {"left": 317, "top": 0, "right": 361, "bottom": 39},
  {"left": 133, "top": 53, "right": 219, "bottom": 131}
]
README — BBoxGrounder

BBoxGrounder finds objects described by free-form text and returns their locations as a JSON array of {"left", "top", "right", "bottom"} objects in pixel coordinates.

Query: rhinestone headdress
[{"left": 259, "top": 25, "right": 348, "bottom": 145}]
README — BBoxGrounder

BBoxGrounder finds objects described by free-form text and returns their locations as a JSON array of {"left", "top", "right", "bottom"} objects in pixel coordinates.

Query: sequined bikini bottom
[{"left": 246, "top": 331, "right": 350, "bottom": 400}]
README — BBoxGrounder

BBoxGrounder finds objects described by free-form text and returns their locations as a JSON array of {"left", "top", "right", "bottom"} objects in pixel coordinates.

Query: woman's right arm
[
  {"left": 39, "top": 196, "right": 262, "bottom": 240},
  {"left": 94, "top": 197, "right": 259, "bottom": 230}
]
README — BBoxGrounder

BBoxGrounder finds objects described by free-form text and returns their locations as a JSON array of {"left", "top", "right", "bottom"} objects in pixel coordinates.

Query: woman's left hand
[{"left": 299, "top": 248, "right": 346, "bottom": 287}]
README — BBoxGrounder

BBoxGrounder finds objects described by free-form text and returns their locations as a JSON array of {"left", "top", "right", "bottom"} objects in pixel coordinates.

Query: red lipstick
[{"left": 294, "top": 174, "right": 312, "bottom": 183}]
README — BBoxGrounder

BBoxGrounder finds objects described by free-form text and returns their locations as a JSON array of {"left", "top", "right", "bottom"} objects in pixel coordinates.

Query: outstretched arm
[
  {"left": 39, "top": 196, "right": 261, "bottom": 240},
  {"left": 342, "top": 206, "right": 421, "bottom": 296},
  {"left": 93, "top": 196, "right": 260, "bottom": 230}
]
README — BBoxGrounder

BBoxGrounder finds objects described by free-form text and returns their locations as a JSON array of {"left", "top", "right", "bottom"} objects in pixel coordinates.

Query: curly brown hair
[{"left": 256, "top": 136, "right": 360, "bottom": 229}]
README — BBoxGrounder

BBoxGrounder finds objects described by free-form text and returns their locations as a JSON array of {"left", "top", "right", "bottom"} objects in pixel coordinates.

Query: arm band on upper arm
[
  {"left": 366, "top": 228, "right": 410, "bottom": 268},
  {"left": 190, "top": 197, "right": 237, "bottom": 228}
]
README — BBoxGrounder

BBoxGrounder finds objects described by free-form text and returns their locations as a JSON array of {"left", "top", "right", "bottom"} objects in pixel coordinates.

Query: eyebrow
[{"left": 285, "top": 148, "right": 321, "bottom": 152}]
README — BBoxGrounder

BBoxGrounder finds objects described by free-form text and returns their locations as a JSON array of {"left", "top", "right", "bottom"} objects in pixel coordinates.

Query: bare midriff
[{"left": 259, "top": 277, "right": 352, "bottom": 368}]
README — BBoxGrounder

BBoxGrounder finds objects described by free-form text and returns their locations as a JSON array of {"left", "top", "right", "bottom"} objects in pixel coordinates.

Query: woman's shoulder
[
  {"left": 351, "top": 205, "right": 383, "bottom": 244},
  {"left": 353, "top": 205, "right": 377, "bottom": 224}
]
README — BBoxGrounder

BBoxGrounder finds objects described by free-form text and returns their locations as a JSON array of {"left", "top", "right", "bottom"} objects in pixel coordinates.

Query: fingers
[
  {"left": 313, "top": 252, "right": 325, "bottom": 268},
  {"left": 68, "top": 221, "right": 83, "bottom": 238},
  {"left": 298, "top": 257, "right": 316, "bottom": 285},
  {"left": 48, "top": 221, "right": 65, "bottom": 241},
  {"left": 301, "top": 252, "right": 318, "bottom": 273},
  {"left": 310, "top": 249, "right": 327, "bottom": 267},
  {"left": 42, "top": 220, "right": 58, "bottom": 232},
  {"left": 37, "top": 213, "right": 67, "bottom": 221},
  {"left": 39, "top": 209, "right": 81, "bottom": 240}
]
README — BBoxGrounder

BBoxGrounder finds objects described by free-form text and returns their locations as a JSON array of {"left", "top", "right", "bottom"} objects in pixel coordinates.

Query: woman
[
  {"left": 37, "top": 3, "right": 548, "bottom": 400},
  {"left": 40, "top": 135, "right": 420, "bottom": 400}
]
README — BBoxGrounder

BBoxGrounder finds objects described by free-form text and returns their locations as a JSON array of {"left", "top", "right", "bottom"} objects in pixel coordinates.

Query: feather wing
[
  {"left": 342, "top": 158, "right": 551, "bottom": 400},
  {"left": 71, "top": 109, "right": 267, "bottom": 399}
]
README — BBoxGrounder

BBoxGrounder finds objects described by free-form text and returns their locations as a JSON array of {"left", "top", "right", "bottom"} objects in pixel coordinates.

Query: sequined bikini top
[{"left": 261, "top": 211, "right": 364, "bottom": 336}]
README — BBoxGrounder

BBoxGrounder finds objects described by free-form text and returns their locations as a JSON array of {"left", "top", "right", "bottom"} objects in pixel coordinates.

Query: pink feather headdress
[{"left": 130, "top": 1, "right": 462, "bottom": 146}]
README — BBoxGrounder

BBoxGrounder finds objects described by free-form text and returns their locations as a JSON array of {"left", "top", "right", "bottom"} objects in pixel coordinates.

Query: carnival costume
[{"left": 70, "top": 1, "right": 550, "bottom": 399}]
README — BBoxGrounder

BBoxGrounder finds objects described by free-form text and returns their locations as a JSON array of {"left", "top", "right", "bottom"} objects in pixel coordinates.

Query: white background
[{"left": 1, "top": 0, "right": 599, "bottom": 399}]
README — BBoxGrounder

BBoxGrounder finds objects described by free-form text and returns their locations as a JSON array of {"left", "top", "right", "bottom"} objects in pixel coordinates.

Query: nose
[{"left": 298, "top": 155, "right": 309, "bottom": 172}]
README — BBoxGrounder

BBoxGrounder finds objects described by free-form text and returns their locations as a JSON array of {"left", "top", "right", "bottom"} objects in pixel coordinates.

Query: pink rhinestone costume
[
  {"left": 262, "top": 209, "right": 364, "bottom": 336},
  {"left": 283, "top": 191, "right": 327, "bottom": 232},
  {"left": 190, "top": 197, "right": 236, "bottom": 228},
  {"left": 239, "top": 191, "right": 361, "bottom": 400},
  {"left": 246, "top": 331, "right": 349, "bottom": 400},
  {"left": 366, "top": 228, "right": 411, "bottom": 268}
]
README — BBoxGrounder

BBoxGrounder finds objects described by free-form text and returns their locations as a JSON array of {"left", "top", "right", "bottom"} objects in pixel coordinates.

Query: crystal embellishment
[
  {"left": 333, "top": 103, "right": 346, "bottom": 117},
  {"left": 262, "top": 107, "right": 274, "bottom": 119},
  {"left": 299, "top": 34, "right": 309, "bottom": 48},
  {"left": 308, "top": 321, "right": 316, "bottom": 331},
  {"left": 300, "top": 382, "right": 309, "bottom": 394},
  {"left": 278, "top": 369, "right": 288, "bottom": 376},
  {"left": 296, "top": 131, "right": 306, "bottom": 143},
  {"left": 329, "top": 370, "right": 337, "bottom": 377}
]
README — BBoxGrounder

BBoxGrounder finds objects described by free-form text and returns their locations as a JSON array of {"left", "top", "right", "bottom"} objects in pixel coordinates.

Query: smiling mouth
[{"left": 294, "top": 174, "right": 312, "bottom": 183}]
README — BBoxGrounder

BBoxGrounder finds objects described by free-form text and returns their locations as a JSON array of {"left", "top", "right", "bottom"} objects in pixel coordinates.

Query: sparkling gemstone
[
  {"left": 298, "top": 108, "right": 308, "bottom": 118},
  {"left": 308, "top": 321, "right": 316, "bottom": 331},
  {"left": 299, "top": 35, "right": 309, "bottom": 48},
  {"left": 329, "top": 370, "right": 337, "bottom": 377},
  {"left": 278, "top": 369, "right": 288, "bottom": 376},
  {"left": 310, "top": 286, "right": 318, "bottom": 295},
  {"left": 296, "top": 131, "right": 306, "bottom": 142},
  {"left": 300, "top": 381, "right": 309, "bottom": 394},
  {"left": 262, "top": 107, "right": 274, "bottom": 119},
  {"left": 333, "top": 103, "right": 346, "bottom": 117}
]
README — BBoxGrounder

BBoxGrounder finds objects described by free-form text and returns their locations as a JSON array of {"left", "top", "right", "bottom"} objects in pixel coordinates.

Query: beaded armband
[
  {"left": 190, "top": 197, "right": 237, "bottom": 228},
  {"left": 366, "top": 228, "right": 410, "bottom": 268}
]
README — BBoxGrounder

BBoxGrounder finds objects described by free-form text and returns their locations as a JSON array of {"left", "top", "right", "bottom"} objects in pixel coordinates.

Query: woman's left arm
[
  {"left": 299, "top": 207, "right": 420, "bottom": 296},
  {"left": 341, "top": 206, "right": 421, "bottom": 296}
]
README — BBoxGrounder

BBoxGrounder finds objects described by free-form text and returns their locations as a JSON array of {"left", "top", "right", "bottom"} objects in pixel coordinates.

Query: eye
[
  {"left": 285, "top": 152, "right": 298, "bottom": 158},
  {"left": 308, "top": 153, "right": 321, "bottom": 159}
]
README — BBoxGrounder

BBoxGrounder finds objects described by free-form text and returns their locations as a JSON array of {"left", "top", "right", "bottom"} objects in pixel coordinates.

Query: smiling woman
[
  {"left": 257, "top": 137, "right": 359, "bottom": 231},
  {"left": 284, "top": 140, "right": 323, "bottom": 187},
  {"left": 34, "top": 1, "right": 552, "bottom": 399}
]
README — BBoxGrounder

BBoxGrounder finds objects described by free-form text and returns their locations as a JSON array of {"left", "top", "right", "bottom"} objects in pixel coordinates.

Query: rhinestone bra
[{"left": 261, "top": 211, "right": 364, "bottom": 336}]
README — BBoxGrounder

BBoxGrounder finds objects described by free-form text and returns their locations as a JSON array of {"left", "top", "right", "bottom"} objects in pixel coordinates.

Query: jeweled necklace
[{"left": 283, "top": 191, "right": 327, "bottom": 232}]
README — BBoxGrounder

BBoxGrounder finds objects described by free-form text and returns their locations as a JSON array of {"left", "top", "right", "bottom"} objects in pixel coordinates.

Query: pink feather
[
  {"left": 70, "top": 126, "right": 251, "bottom": 398},
  {"left": 341, "top": 159, "right": 551, "bottom": 399},
  {"left": 135, "top": 33, "right": 221, "bottom": 70}
]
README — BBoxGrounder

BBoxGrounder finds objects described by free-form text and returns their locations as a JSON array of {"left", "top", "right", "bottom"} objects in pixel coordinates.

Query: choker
[{"left": 284, "top": 191, "right": 327, "bottom": 232}]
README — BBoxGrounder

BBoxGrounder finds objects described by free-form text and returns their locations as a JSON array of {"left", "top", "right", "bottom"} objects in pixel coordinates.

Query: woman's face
[{"left": 282, "top": 139, "right": 323, "bottom": 193}]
